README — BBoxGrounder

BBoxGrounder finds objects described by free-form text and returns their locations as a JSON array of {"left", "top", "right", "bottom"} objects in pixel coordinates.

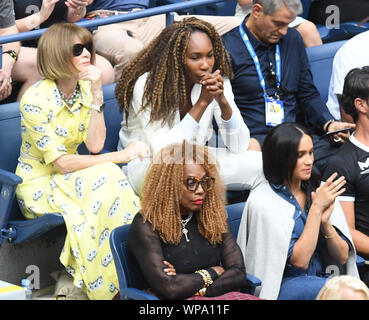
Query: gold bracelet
[
  {"left": 194, "top": 287, "right": 207, "bottom": 296},
  {"left": 195, "top": 269, "right": 213, "bottom": 287}
]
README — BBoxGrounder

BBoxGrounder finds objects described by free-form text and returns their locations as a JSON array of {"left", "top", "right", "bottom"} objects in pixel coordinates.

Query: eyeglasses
[
  {"left": 184, "top": 176, "right": 215, "bottom": 192},
  {"left": 73, "top": 42, "right": 93, "bottom": 57},
  {"left": 266, "top": 68, "right": 290, "bottom": 100}
]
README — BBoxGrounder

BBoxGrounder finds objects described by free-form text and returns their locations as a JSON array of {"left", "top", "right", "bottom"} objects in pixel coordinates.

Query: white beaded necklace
[
  {"left": 57, "top": 84, "right": 80, "bottom": 106},
  {"left": 181, "top": 212, "right": 193, "bottom": 242}
]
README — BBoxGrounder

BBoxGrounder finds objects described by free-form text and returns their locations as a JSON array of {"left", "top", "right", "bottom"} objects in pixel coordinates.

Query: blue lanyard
[{"left": 239, "top": 24, "right": 281, "bottom": 98}]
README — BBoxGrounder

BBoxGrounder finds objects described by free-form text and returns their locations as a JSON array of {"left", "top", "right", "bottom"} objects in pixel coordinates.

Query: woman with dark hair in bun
[{"left": 237, "top": 122, "right": 359, "bottom": 300}]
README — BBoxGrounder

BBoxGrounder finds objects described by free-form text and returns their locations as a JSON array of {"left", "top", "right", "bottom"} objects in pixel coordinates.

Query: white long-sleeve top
[{"left": 118, "top": 72, "right": 251, "bottom": 155}]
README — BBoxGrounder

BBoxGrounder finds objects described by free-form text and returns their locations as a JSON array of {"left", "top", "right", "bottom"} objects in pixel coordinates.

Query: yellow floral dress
[{"left": 15, "top": 79, "right": 140, "bottom": 300}]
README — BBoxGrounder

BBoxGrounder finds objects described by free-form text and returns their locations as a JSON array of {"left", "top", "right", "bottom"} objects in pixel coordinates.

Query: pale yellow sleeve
[{"left": 20, "top": 97, "right": 67, "bottom": 165}]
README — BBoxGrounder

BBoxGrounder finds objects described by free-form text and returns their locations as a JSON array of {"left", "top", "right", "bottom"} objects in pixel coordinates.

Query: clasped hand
[
  {"left": 198, "top": 70, "right": 224, "bottom": 104},
  {"left": 163, "top": 261, "right": 225, "bottom": 277}
]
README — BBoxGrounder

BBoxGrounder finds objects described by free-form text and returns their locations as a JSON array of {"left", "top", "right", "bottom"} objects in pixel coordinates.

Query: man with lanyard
[{"left": 222, "top": 0, "right": 355, "bottom": 174}]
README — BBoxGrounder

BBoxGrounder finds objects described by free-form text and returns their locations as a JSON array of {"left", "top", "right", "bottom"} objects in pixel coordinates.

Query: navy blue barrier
[{"left": 0, "top": 0, "right": 231, "bottom": 63}]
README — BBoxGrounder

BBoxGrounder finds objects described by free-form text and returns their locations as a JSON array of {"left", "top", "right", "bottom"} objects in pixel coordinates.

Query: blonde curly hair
[{"left": 140, "top": 141, "right": 228, "bottom": 245}]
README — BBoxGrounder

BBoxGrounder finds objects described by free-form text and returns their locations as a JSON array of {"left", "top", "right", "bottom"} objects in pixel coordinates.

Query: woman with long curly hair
[
  {"left": 127, "top": 141, "right": 260, "bottom": 299},
  {"left": 115, "top": 17, "right": 263, "bottom": 194}
]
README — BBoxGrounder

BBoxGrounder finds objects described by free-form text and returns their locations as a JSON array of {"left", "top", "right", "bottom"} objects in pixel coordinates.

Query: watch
[
  {"left": 91, "top": 102, "right": 105, "bottom": 113},
  {"left": 2, "top": 50, "right": 18, "bottom": 61}
]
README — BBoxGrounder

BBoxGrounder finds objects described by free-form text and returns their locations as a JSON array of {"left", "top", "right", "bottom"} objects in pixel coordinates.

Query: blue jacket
[{"left": 222, "top": 19, "right": 334, "bottom": 136}]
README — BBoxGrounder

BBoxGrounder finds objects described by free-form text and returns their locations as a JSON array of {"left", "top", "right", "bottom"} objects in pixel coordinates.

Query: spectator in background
[
  {"left": 222, "top": 0, "right": 355, "bottom": 174},
  {"left": 316, "top": 275, "right": 369, "bottom": 300},
  {"left": 323, "top": 66, "right": 369, "bottom": 288},
  {"left": 237, "top": 122, "right": 358, "bottom": 300},
  {"left": 0, "top": 1, "right": 20, "bottom": 102},
  {"left": 326, "top": 30, "right": 369, "bottom": 122},
  {"left": 7, "top": 0, "right": 114, "bottom": 102},
  {"left": 128, "top": 141, "right": 261, "bottom": 300},
  {"left": 85, "top": 0, "right": 244, "bottom": 80},
  {"left": 235, "top": 0, "right": 322, "bottom": 47},
  {"left": 14, "top": 0, "right": 90, "bottom": 48},
  {"left": 115, "top": 17, "right": 262, "bottom": 195},
  {"left": 308, "top": 0, "right": 369, "bottom": 26}
]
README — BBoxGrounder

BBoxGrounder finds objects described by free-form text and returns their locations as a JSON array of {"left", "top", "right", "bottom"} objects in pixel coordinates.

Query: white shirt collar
[{"left": 349, "top": 132, "right": 369, "bottom": 152}]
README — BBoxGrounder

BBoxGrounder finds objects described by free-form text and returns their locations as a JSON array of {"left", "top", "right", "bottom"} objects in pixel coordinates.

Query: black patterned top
[{"left": 127, "top": 212, "right": 248, "bottom": 300}]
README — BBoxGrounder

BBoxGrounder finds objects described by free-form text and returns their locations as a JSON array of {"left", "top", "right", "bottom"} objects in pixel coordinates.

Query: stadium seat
[
  {"left": 300, "top": 0, "right": 369, "bottom": 43},
  {"left": 306, "top": 40, "right": 347, "bottom": 103},
  {"left": 316, "top": 22, "right": 369, "bottom": 44},
  {"left": 110, "top": 201, "right": 261, "bottom": 300}
]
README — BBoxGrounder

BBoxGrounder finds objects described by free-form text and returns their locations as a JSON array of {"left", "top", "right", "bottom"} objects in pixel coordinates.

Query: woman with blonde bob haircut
[
  {"left": 316, "top": 275, "right": 369, "bottom": 300},
  {"left": 15, "top": 23, "right": 149, "bottom": 300},
  {"left": 37, "top": 22, "right": 96, "bottom": 81},
  {"left": 127, "top": 141, "right": 260, "bottom": 300}
]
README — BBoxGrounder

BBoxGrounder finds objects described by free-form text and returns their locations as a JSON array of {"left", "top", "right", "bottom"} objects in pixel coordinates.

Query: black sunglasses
[
  {"left": 73, "top": 42, "right": 93, "bottom": 57},
  {"left": 183, "top": 176, "right": 215, "bottom": 192}
]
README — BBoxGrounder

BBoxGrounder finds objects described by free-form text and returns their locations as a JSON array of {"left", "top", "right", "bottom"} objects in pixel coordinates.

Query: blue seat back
[
  {"left": 0, "top": 102, "right": 21, "bottom": 174},
  {"left": 226, "top": 202, "right": 245, "bottom": 238},
  {"left": 0, "top": 102, "right": 24, "bottom": 222},
  {"left": 110, "top": 223, "right": 149, "bottom": 291},
  {"left": 102, "top": 83, "right": 123, "bottom": 153},
  {"left": 317, "top": 23, "right": 369, "bottom": 44},
  {"left": 109, "top": 202, "right": 246, "bottom": 293},
  {"left": 306, "top": 40, "right": 346, "bottom": 103}
]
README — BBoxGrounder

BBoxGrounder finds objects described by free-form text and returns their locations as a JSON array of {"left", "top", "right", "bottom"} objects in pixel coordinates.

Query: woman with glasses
[
  {"left": 237, "top": 122, "right": 359, "bottom": 300},
  {"left": 115, "top": 17, "right": 263, "bottom": 195},
  {"left": 127, "top": 141, "right": 260, "bottom": 299},
  {"left": 15, "top": 23, "right": 149, "bottom": 300}
]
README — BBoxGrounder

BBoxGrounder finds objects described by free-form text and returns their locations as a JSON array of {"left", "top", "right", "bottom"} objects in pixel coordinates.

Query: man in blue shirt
[
  {"left": 222, "top": 0, "right": 355, "bottom": 173},
  {"left": 86, "top": 0, "right": 242, "bottom": 80}
]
